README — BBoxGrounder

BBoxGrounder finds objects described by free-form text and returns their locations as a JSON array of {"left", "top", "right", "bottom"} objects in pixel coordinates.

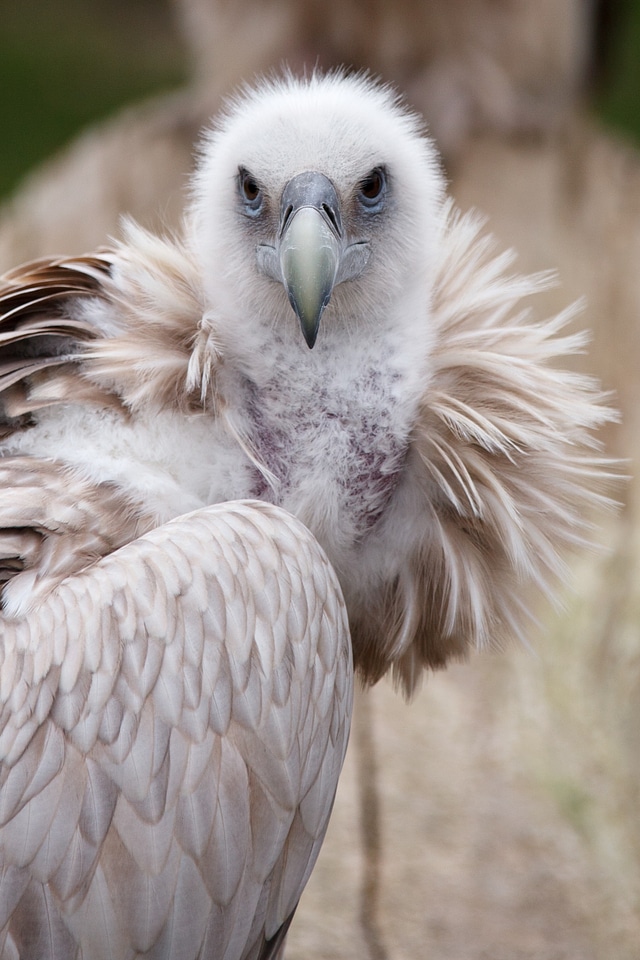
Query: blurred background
[
  {"left": 0, "top": 0, "right": 184, "bottom": 201},
  {"left": 1, "top": 2, "right": 640, "bottom": 958},
  {"left": 1, "top": 0, "right": 640, "bottom": 203}
]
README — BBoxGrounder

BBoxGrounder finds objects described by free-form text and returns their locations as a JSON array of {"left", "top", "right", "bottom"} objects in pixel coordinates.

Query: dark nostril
[
  {"left": 322, "top": 203, "right": 341, "bottom": 235},
  {"left": 280, "top": 204, "right": 294, "bottom": 235}
]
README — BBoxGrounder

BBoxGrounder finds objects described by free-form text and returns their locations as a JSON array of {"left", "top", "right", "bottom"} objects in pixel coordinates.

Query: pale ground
[{"left": 287, "top": 658, "right": 614, "bottom": 960}]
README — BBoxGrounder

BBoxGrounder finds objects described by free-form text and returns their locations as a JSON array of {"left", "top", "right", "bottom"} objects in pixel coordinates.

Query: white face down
[
  {"left": 187, "top": 73, "right": 447, "bottom": 566},
  {"left": 189, "top": 72, "right": 446, "bottom": 357}
]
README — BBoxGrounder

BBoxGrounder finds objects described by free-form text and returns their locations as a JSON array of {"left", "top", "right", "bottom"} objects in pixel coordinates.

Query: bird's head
[{"left": 189, "top": 72, "right": 445, "bottom": 353}]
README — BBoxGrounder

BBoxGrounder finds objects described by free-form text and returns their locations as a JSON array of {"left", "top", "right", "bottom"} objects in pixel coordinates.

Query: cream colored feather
[{"left": 0, "top": 500, "right": 352, "bottom": 959}]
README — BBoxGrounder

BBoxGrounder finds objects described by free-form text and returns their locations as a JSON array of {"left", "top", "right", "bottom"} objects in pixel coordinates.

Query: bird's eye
[
  {"left": 242, "top": 175, "right": 259, "bottom": 201},
  {"left": 358, "top": 167, "right": 387, "bottom": 209},
  {"left": 238, "top": 168, "right": 263, "bottom": 214}
]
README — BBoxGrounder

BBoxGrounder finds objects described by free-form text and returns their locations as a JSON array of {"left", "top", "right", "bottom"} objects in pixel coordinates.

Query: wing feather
[
  {"left": 0, "top": 256, "right": 111, "bottom": 439},
  {"left": 0, "top": 500, "right": 352, "bottom": 960},
  {"left": 0, "top": 457, "right": 153, "bottom": 617}
]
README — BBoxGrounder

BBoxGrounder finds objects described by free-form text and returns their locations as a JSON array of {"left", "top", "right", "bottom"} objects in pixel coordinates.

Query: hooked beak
[
  {"left": 278, "top": 172, "right": 342, "bottom": 349},
  {"left": 280, "top": 213, "right": 339, "bottom": 348},
  {"left": 256, "top": 171, "right": 370, "bottom": 349}
]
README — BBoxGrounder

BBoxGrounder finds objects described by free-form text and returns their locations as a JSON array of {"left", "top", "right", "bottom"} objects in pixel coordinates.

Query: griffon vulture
[{"left": 0, "top": 72, "right": 614, "bottom": 958}]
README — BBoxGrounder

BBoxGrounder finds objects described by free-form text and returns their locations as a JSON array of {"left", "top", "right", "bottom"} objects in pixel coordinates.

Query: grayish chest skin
[
  {"left": 219, "top": 328, "right": 416, "bottom": 572},
  {"left": 245, "top": 371, "right": 406, "bottom": 529}
]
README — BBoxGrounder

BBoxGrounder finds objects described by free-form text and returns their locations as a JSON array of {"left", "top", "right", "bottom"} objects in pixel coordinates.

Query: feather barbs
[
  {"left": 382, "top": 206, "right": 618, "bottom": 693},
  {"left": 0, "top": 222, "right": 216, "bottom": 425}
]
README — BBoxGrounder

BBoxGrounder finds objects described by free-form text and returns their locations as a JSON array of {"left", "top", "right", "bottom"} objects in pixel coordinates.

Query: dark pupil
[
  {"left": 243, "top": 175, "right": 259, "bottom": 201},
  {"left": 361, "top": 172, "right": 382, "bottom": 199}
]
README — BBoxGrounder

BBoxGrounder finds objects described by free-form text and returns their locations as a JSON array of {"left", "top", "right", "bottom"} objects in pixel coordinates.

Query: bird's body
[{"left": 0, "top": 72, "right": 614, "bottom": 956}]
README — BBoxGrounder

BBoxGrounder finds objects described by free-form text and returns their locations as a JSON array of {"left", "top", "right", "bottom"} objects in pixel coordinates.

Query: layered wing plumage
[{"left": 0, "top": 499, "right": 352, "bottom": 960}]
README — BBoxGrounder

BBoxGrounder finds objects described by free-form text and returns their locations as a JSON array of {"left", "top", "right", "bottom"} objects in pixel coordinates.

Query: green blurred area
[
  {"left": 0, "top": 0, "right": 186, "bottom": 200},
  {"left": 0, "top": 0, "right": 639, "bottom": 203},
  {"left": 595, "top": 0, "right": 640, "bottom": 144}
]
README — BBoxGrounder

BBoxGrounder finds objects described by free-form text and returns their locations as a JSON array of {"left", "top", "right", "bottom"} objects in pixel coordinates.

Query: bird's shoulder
[
  {"left": 0, "top": 221, "right": 216, "bottom": 440},
  {"left": 0, "top": 224, "right": 242, "bottom": 607},
  {"left": 0, "top": 498, "right": 352, "bottom": 757}
]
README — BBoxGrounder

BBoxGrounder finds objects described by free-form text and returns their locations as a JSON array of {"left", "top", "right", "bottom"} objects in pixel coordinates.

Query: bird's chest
[{"left": 242, "top": 366, "right": 408, "bottom": 548}]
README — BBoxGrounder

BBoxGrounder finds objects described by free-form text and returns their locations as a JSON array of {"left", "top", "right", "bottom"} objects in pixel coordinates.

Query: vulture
[{"left": 0, "top": 72, "right": 614, "bottom": 958}]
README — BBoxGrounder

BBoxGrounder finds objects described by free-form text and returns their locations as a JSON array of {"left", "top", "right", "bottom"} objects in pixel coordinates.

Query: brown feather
[{"left": 0, "top": 254, "right": 113, "bottom": 436}]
